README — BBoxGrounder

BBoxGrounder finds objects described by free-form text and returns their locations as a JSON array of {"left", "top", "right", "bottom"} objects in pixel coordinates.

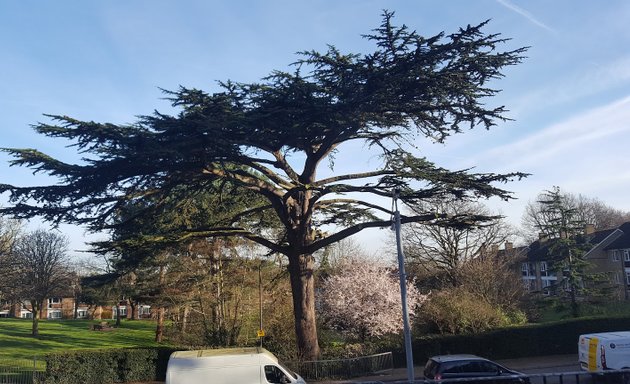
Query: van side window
[{"left": 264, "top": 365, "right": 290, "bottom": 384}]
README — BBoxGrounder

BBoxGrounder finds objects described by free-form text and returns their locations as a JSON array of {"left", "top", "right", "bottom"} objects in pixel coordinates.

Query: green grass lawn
[
  {"left": 534, "top": 299, "right": 630, "bottom": 323},
  {"left": 0, "top": 318, "right": 167, "bottom": 362}
]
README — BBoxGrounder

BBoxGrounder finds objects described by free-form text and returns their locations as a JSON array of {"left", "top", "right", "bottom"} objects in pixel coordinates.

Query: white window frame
[
  {"left": 540, "top": 262, "right": 550, "bottom": 277},
  {"left": 48, "top": 310, "right": 62, "bottom": 319},
  {"left": 76, "top": 309, "right": 88, "bottom": 319},
  {"left": 624, "top": 249, "right": 630, "bottom": 262},
  {"left": 48, "top": 297, "right": 61, "bottom": 308},
  {"left": 113, "top": 306, "right": 127, "bottom": 319},
  {"left": 626, "top": 271, "right": 630, "bottom": 286},
  {"left": 613, "top": 250, "right": 620, "bottom": 262}
]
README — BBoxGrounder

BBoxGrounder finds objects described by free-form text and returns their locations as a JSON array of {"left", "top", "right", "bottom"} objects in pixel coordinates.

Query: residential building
[
  {"left": 0, "top": 298, "right": 153, "bottom": 320},
  {"left": 510, "top": 222, "right": 630, "bottom": 299}
]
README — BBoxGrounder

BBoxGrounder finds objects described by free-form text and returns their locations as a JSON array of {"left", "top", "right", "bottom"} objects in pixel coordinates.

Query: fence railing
[
  {"left": 288, "top": 351, "right": 394, "bottom": 381},
  {"left": 382, "top": 368, "right": 630, "bottom": 384},
  {"left": 0, "top": 358, "right": 45, "bottom": 384}
]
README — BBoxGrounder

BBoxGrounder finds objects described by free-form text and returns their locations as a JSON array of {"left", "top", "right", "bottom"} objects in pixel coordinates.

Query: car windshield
[{"left": 424, "top": 359, "right": 439, "bottom": 377}]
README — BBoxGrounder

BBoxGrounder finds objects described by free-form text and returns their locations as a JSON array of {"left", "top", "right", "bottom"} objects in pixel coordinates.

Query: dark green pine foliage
[
  {"left": 537, "top": 187, "right": 607, "bottom": 317},
  {"left": 0, "top": 12, "right": 527, "bottom": 359}
]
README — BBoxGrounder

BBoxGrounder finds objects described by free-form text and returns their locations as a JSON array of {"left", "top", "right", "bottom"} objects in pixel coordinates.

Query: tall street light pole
[{"left": 392, "top": 189, "right": 414, "bottom": 383}]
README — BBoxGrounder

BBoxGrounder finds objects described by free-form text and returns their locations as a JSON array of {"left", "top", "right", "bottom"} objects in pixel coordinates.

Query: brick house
[
  {"left": 511, "top": 222, "right": 630, "bottom": 299},
  {"left": 0, "top": 298, "right": 153, "bottom": 320}
]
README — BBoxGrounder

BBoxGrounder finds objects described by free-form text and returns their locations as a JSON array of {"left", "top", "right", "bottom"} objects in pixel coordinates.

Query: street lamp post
[{"left": 392, "top": 189, "right": 414, "bottom": 383}]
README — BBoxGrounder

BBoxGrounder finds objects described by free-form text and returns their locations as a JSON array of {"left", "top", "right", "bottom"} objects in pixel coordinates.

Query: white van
[
  {"left": 579, "top": 331, "right": 630, "bottom": 371},
  {"left": 165, "top": 347, "right": 307, "bottom": 384}
]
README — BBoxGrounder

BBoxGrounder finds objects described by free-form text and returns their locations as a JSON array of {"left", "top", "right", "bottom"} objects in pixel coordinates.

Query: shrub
[{"left": 418, "top": 288, "right": 509, "bottom": 334}]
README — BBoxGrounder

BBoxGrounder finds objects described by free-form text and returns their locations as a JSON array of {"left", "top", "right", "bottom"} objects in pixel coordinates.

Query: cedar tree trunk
[{"left": 287, "top": 251, "right": 320, "bottom": 360}]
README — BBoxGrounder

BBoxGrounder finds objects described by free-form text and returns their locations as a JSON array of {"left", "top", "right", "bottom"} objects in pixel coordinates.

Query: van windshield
[{"left": 277, "top": 362, "right": 298, "bottom": 380}]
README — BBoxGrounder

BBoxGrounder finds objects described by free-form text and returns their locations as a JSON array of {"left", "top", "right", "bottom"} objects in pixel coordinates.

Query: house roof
[
  {"left": 496, "top": 246, "right": 528, "bottom": 259},
  {"left": 524, "top": 223, "right": 630, "bottom": 261},
  {"left": 526, "top": 239, "right": 554, "bottom": 262},
  {"left": 589, "top": 228, "right": 619, "bottom": 246},
  {"left": 605, "top": 222, "right": 630, "bottom": 250}
]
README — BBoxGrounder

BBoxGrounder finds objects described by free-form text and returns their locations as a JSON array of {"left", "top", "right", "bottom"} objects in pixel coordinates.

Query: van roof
[
  {"left": 581, "top": 331, "right": 630, "bottom": 340},
  {"left": 171, "top": 347, "right": 276, "bottom": 361}
]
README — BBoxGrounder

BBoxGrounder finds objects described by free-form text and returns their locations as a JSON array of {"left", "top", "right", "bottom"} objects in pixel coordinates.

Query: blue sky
[{"left": 1, "top": 0, "right": 629, "bottom": 256}]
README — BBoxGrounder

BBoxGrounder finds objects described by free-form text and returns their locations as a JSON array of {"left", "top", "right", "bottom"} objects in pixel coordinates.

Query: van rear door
[{"left": 579, "top": 334, "right": 600, "bottom": 371}]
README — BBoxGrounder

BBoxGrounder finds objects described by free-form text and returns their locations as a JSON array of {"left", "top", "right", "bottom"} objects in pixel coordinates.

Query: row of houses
[
  {"left": 499, "top": 222, "right": 630, "bottom": 299},
  {"left": 0, "top": 298, "right": 152, "bottom": 320}
]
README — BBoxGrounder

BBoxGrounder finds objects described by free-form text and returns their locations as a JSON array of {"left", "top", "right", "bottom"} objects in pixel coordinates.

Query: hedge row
[
  {"left": 37, "top": 316, "right": 630, "bottom": 382},
  {"left": 40, "top": 347, "right": 177, "bottom": 384},
  {"left": 391, "top": 315, "right": 630, "bottom": 366}
]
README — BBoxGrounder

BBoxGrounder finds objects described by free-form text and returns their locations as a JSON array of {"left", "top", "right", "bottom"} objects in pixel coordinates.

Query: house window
[
  {"left": 625, "top": 250, "right": 630, "bottom": 262},
  {"left": 540, "top": 262, "right": 549, "bottom": 277},
  {"left": 47, "top": 310, "right": 62, "bottom": 319},
  {"left": 626, "top": 270, "right": 630, "bottom": 286},
  {"left": 114, "top": 306, "right": 127, "bottom": 318},
  {"left": 140, "top": 306, "right": 151, "bottom": 316},
  {"left": 613, "top": 272, "right": 622, "bottom": 285},
  {"left": 521, "top": 263, "right": 529, "bottom": 276},
  {"left": 21, "top": 311, "right": 33, "bottom": 319},
  {"left": 48, "top": 298, "right": 61, "bottom": 308},
  {"left": 77, "top": 309, "right": 88, "bottom": 319},
  {"left": 613, "top": 250, "right": 620, "bottom": 262},
  {"left": 522, "top": 263, "right": 536, "bottom": 277}
]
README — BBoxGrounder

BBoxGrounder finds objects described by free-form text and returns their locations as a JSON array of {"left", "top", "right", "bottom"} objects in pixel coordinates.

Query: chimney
[
  {"left": 505, "top": 241, "right": 513, "bottom": 250},
  {"left": 584, "top": 223, "right": 595, "bottom": 235}
]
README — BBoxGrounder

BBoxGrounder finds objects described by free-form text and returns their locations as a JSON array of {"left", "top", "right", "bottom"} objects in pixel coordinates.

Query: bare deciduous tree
[
  {"left": 0, "top": 215, "right": 23, "bottom": 302},
  {"left": 11, "top": 229, "right": 72, "bottom": 336},
  {"left": 458, "top": 253, "right": 525, "bottom": 312},
  {"left": 522, "top": 188, "right": 630, "bottom": 242},
  {"left": 403, "top": 198, "right": 514, "bottom": 287}
]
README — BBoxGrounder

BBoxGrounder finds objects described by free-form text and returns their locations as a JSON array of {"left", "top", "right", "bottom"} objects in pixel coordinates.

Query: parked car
[{"left": 423, "top": 354, "right": 530, "bottom": 383}]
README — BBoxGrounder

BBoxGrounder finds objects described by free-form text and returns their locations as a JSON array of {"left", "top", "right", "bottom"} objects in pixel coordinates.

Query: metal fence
[
  {"left": 288, "top": 351, "right": 394, "bottom": 381},
  {"left": 0, "top": 358, "right": 45, "bottom": 384},
  {"left": 379, "top": 368, "right": 630, "bottom": 384}
]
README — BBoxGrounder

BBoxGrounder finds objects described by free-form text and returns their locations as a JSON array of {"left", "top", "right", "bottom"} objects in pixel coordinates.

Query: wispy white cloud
[
  {"left": 479, "top": 95, "right": 630, "bottom": 172},
  {"left": 477, "top": 95, "right": 630, "bottom": 227},
  {"left": 507, "top": 55, "right": 630, "bottom": 120},
  {"left": 496, "top": 0, "right": 556, "bottom": 33}
]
